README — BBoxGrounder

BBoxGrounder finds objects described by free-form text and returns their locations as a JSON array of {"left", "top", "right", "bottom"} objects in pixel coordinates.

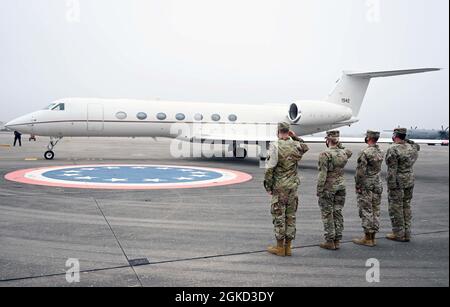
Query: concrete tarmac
[{"left": 0, "top": 132, "right": 448, "bottom": 287}]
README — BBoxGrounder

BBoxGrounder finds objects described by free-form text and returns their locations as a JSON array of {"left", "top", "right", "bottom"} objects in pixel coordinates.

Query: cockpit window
[
  {"left": 44, "top": 103, "right": 56, "bottom": 110},
  {"left": 51, "top": 103, "right": 65, "bottom": 111}
]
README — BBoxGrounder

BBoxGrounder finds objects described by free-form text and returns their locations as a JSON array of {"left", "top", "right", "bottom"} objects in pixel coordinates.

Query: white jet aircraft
[{"left": 5, "top": 68, "right": 441, "bottom": 160}]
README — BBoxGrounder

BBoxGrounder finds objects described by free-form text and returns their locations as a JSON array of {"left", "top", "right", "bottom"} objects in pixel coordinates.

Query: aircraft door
[
  {"left": 28, "top": 114, "right": 36, "bottom": 135},
  {"left": 87, "top": 104, "right": 104, "bottom": 131}
]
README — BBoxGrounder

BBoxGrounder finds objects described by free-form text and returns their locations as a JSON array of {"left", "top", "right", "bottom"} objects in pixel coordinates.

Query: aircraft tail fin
[{"left": 327, "top": 68, "right": 441, "bottom": 117}]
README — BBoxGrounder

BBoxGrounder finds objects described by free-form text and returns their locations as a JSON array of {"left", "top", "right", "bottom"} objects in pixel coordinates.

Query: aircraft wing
[
  {"left": 188, "top": 124, "right": 278, "bottom": 143},
  {"left": 190, "top": 133, "right": 448, "bottom": 146},
  {"left": 188, "top": 126, "right": 448, "bottom": 146},
  {"left": 192, "top": 133, "right": 278, "bottom": 143},
  {"left": 302, "top": 137, "right": 449, "bottom": 146}
]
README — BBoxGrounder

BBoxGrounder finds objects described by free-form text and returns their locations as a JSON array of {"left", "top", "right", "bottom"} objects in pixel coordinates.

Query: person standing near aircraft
[
  {"left": 13, "top": 131, "right": 22, "bottom": 147},
  {"left": 264, "top": 122, "right": 309, "bottom": 257},
  {"left": 353, "top": 130, "right": 384, "bottom": 247},
  {"left": 386, "top": 128, "right": 420, "bottom": 242},
  {"left": 317, "top": 131, "right": 353, "bottom": 250}
]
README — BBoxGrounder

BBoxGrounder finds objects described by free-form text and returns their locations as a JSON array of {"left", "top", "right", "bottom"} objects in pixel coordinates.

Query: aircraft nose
[
  {"left": 5, "top": 117, "right": 25, "bottom": 130},
  {"left": 4, "top": 120, "right": 14, "bottom": 130}
]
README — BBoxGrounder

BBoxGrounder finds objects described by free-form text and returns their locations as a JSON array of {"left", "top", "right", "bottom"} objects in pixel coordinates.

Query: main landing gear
[
  {"left": 44, "top": 137, "right": 62, "bottom": 160},
  {"left": 229, "top": 141, "right": 270, "bottom": 160},
  {"left": 233, "top": 147, "right": 248, "bottom": 159},
  {"left": 257, "top": 141, "right": 270, "bottom": 162},
  {"left": 229, "top": 142, "right": 248, "bottom": 159}
]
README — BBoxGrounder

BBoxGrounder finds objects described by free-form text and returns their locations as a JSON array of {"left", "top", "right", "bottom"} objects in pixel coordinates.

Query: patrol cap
[
  {"left": 326, "top": 130, "right": 340, "bottom": 138},
  {"left": 366, "top": 130, "right": 380, "bottom": 139},
  {"left": 394, "top": 128, "right": 408, "bottom": 136},
  {"left": 278, "top": 122, "right": 291, "bottom": 132}
]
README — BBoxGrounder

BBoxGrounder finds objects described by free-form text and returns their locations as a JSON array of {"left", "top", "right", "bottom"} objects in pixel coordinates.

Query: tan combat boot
[
  {"left": 353, "top": 233, "right": 375, "bottom": 247},
  {"left": 386, "top": 233, "right": 407, "bottom": 242},
  {"left": 268, "top": 240, "right": 286, "bottom": 257},
  {"left": 285, "top": 240, "right": 293, "bottom": 256},
  {"left": 319, "top": 241, "right": 336, "bottom": 250},
  {"left": 334, "top": 240, "right": 341, "bottom": 249}
]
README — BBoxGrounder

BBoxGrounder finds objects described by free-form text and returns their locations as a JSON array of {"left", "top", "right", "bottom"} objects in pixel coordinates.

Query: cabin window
[
  {"left": 136, "top": 112, "right": 147, "bottom": 120},
  {"left": 194, "top": 113, "right": 203, "bottom": 121},
  {"left": 157, "top": 113, "right": 167, "bottom": 120},
  {"left": 116, "top": 112, "right": 127, "bottom": 120},
  {"left": 211, "top": 114, "right": 221, "bottom": 122},
  {"left": 176, "top": 113, "right": 186, "bottom": 121},
  {"left": 228, "top": 114, "right": 238, "bottom": 122},
  {"left": 52, "top": 103, "right": 65, "bottom": 111}
]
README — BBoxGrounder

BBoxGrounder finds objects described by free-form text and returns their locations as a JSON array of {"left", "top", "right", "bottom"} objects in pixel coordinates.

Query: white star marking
[
  {"left": 143, "top": 179, "right": 166, "bottom": 183},
  {"left": 60, "top": 174, "right": 80, "bottom": 177},
  {"left": 64, "top": 170, "right": 81, "bottom": 173},
  {"left": 191, "top": 175, "right": 208, "bottom": 178},
  {"left": 175, "top": 177, "right": 193, "bottom": 181},
  {"left": 132, "top": 167, "right": 147, "bottom": 169},
  {"left": 74, "top": 176, "right": 97, "bottom": 180},
  {"left": 81, "top": 168, "right": 96, "bottom": 171},
  {"left": 180, "top": 169, "right": 195, "bottom": 172},
  {"left": 104, "top": 178, "right": 128, "bottom": 182},
  {"left": 191, "top": 172, "right": 207, "bottom": 175},
  {"left": 104, "top": 167, "right": 120, "bottom": 170},
  {"left": 156, "top": 167, "right": 170, "bottom": 170}
]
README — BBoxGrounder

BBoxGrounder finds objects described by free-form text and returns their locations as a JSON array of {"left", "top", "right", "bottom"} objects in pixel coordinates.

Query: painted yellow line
[
  {"left": 0, "top": 144, "right": 11, "bottom": 148},
  {"left": 25, "top": 158, "right": 38, "bottom": 161}
]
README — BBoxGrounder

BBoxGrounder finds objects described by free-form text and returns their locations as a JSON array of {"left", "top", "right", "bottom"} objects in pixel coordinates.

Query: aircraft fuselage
[{"left": 6, "top": 98, "right": 355, "bottom": 139}]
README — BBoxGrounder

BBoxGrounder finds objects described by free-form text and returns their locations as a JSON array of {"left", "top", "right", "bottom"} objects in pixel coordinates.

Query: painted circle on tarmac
[{"left": 4, "top": 165, "right": 252, "bottom": 190}]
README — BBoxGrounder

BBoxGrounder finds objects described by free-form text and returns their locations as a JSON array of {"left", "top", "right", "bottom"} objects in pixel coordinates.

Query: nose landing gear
[
  {"left": 44, "top": 151, "right": 55, "bottom": 160},
  {"left": 44, "top": 137, "right": 62, "bottom": 160}
]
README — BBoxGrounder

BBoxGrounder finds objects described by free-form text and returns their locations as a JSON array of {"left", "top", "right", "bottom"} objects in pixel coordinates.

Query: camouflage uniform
[
  {"left": 317, "top": 131, "right": 353, "bottom": 243},
  {"left": 355, "top": 131, "right": 384, "bottom": 235},
  {"left": 386, "top": 128, "right": 420, "bottom": 240},
  {"left": 264, "top": 123, "right": 310, "bottom": 242}
]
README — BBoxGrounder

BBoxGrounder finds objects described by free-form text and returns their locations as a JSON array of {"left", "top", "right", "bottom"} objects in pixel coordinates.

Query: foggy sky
[{"left": 0, "top": 0, "right": 448, "bottom": 132}]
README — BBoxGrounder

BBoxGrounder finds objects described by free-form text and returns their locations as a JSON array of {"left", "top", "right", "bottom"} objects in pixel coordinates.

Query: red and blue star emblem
[{"left": 5, "top": 165, "right": 252, "bottom": 190}]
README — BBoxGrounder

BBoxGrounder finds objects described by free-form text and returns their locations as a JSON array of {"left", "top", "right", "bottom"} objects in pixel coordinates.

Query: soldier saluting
[
  {"left": 353, "top": 130, "right": 384, "bottom": 247},
  {"left": 317, "top": 131, "right": 352, "bottom": 250},
  {"left": 385, "top": 128, "right": 420, "bottom": 242},
  {"left": 264, "top": 122, "right": 309, "bottom": 257}
]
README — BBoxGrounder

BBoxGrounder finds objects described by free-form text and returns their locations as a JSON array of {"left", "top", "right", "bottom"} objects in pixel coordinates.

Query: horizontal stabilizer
[
  {"left": 346, "top": 68, "right": 441, "bottom": 79},
  {"left": 327, "top": 68, "right": 441, "bottom": 117}
]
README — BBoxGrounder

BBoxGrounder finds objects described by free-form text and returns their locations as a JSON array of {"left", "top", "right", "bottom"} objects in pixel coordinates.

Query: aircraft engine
[
  {"left": 288, "top": 103, "right": 302, "bottom": 123},
  {"left": 286, "top": 101, "right": 353, "bottom": 126}
]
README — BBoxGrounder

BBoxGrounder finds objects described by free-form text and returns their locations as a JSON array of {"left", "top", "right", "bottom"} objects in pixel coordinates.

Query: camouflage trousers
[
  {"left": 271, "top": 189, "right": 299, "bottom": 241},
  {"left": 357, "top": 189, "right": 382, "bottom": 234},
  {"left": 318, "top": 189, "right": 346, "bottom": 242},
  {"left": 388, "top": 187, "right": 414, "bottom": 238}
]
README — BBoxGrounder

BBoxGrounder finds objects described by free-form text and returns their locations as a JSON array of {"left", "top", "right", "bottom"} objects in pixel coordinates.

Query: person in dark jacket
[{"left": 13, "top": 131, "right": 22, "bottom": 147}]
